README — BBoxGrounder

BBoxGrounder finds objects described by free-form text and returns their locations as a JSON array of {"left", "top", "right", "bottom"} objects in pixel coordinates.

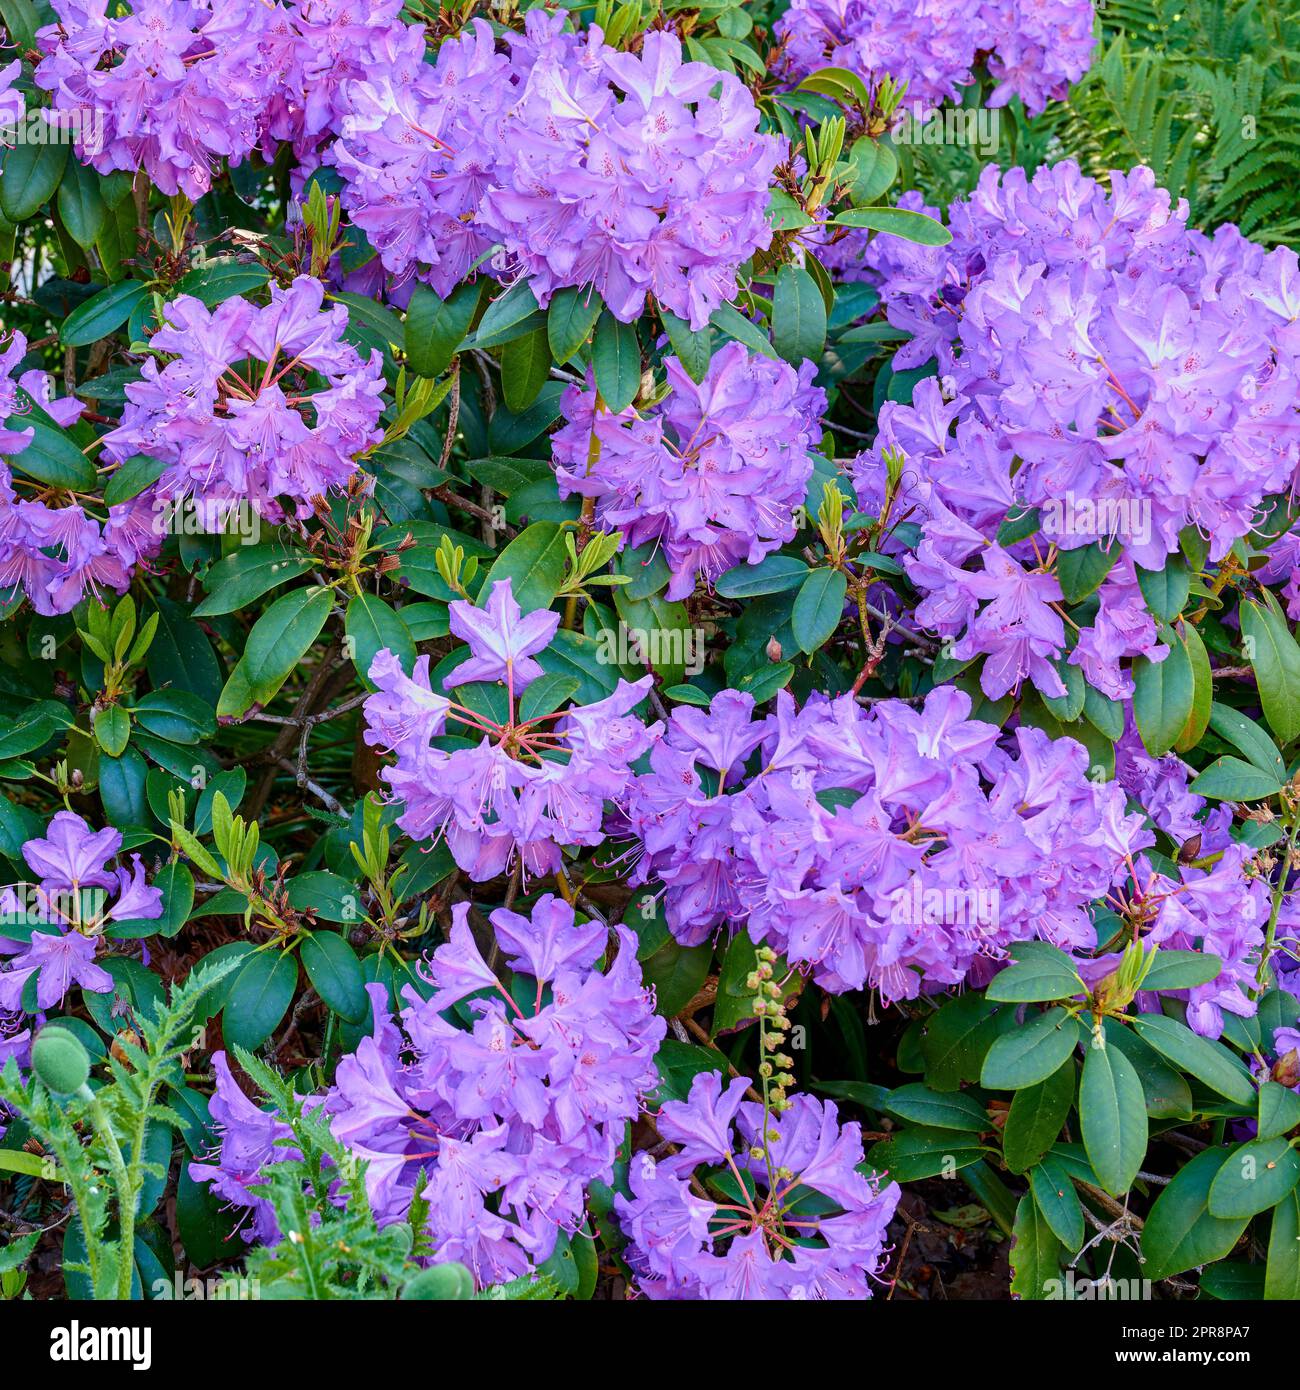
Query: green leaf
[
  {"left": 500, "top": 324, "right": 551, "bottom": 413},
  {"left": 986, "top": 941, "right": 1082, "bottom": 1003},
  {"left": 1258, "top": 1081, "right": 1300, "bottom": 1141},
  {"left": 103, "top": 452, "right": 169, "bottom": 507},
  {"left": 56, "top": 161, "right": 108, "bottom": 248},
  {"left": 1132, "top": 1014, "right": 1256, "bottom": 1106},
  {"left": 405, "top": 281, "right": 480, "bottom": 378},
  {"left": 1139, "top": 949, "right": 1223, "bottom": 991},
  {"left": 472, "top": 280, "right": 541, "bottom": 349},
  {"left": 0, "top": 139, "right": 68, "bottom": 221},
  {"left": 981, "top": 1008, "right": 1080, "bottom": 1090},
  {"left": 219, "top": 586, "right": 333, "bottom": 716},
  {"left": 1131, "top": 634, "right": 1194, "bottom": 757},
  {"left": 98, "top": 746, "right": 149, "bottom": 826},
  {"left": 1189, "top": 755, "right": 1283, "bottom": 801},
  {"left": 1142, "top": 1147, "right": 1247, "bottom": 1282},
  {"left": 175, "top": 1165, "right": 234, "bottom": 1270},
  {"left": 771, "top": 264, "right": 826, "bottom": 366},
  {"left": 1028, "top": 1156, "right": 1085, "bottom": 1251},
  {"left": 715, "top": 554, "right": 808, "bottom": 598},
  {"left": 300, "top": 932, "right": 367, "bottom": 1023},
  {"left": 641, "top": 939, "right": 711, "bottom": 1017},
  {"left": 194, "top": 544, "right": 314, "bottom": 616},
  {"left": 1173, "top": 620, "right": 1211, "bottom": 753},
  {"left": 649, "top": 1039, "right": 729, "bottom": 1105},
  {"left": 830, "top": 205, "right": 952, "bottom": 244},
  {"left": 1084, "top": 684, "right": 1125, "bottom": 742},
  {"left": 93, "top": 705, "right": 131, "bottom": 757},
  {"left": 1136, "top": 557, "right": 1191, "bottom": 623},
  {"left": 1207, "top": 1138, "right": 1300, "bottom": 1219},
  {"left": 286, "top": 871, "right": 361, "bottom": 924},
  {"left": 60, "top": 280, "right": 150, "bottom": 348},
  {"left": 131, "top": 689, "right": 216, "bottom": 745},
  {"left": 660, "top": 311, "right": 713, "bottom": 383},
  {"left": 5, "top": 418, "right": 97, "bottom": 491},
  {"left": 791, "top": 567, "right": 847, "bottom": 653},
  {"left": 1010, "top": 1193, "right": 1062, "bottom": 1299},
  {"left": 1080, "top": 1039, "right": 1147, "bottom": 1197},
  {"left": 709, "top": 301, "right": 778, "bottom": 360},
  {"left": 518, "top": 672, "right": 579, "bottom": 723},
  {"left": 1266, "top": 1187, "right": 1300, "bottom": 1299},
  {"left": 796, "top": 65, "right": 872, "bottom": 107},
  {"left": 174, "top": 259, "right": 270, "bottom": 307},
  {"left": 1003, "top": 1059, "right": 1076, "bottom": 1173},
  {"left": 222, "top": 951, "right": 298, "bottom": 1051},
  {"left": 546, "top": 286, "right": 603, "bottom": 365},
  {"left": 147, "top": 595, "right": 223, "bottom": 709},
  {"left": 884, "top": 1083, "right": 989, "bottom": 1132},
  {"left": 1056, "top": 543, "right": 1118, "bottom": 604},
  {"left": 478, "top": 521, "right": 567, "bottom": 614},
  {"left": 920, "top": 993, "right": 1005, "bottom": 1091},
  {"left": 867, "top": 1127, "right": 990, "bottom": 1181},
  {"left": 847, "top": 136, "right": 898, "bottom": 203},
  {"left": 592, "top": 311, "right": 641, "bottom": 413},
  {"left": 331, "top": 291, "right": 404, "bottom": 349},
  {"left": 1207, "top": 703, "right": 1286, "bottom": 780},
  {"left": 345, "top": 594, "right": 417, "bottom": 688},
  {"left": 0, "top": 700, "right": 66, "bottom": 759},
  {"left": 1241, "top": 601, "right": 1300, "bottom": 747}
]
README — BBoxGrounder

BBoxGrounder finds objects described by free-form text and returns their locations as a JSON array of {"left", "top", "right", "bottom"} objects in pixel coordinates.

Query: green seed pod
[
  {"left": 31, "top": 1026, "right": 91, "bottom": 1096},
  {"left": 402, "top": 1262, "right": 475, "bottom": 1301}
]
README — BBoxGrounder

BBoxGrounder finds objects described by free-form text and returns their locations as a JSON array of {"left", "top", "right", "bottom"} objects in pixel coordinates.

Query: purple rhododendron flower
[
  {"left": 0, "top": 811, "right": 161, "bottom": 1012},
  {"left": 33, "top": 0, "right": 415, "bottom": 195},
  {"left": 621, "top": 685, "right": 1160, "bottom": 1000},
  {"left": 328, "top": 11, "right": 782, "bottom": 325},
  {"left": 776, "top": 0, "right": 1095, "bottom": 118},
  {"left": 0, "top": 332, "right": 161, "bottom": 615},
  {"left": 362, "top": 588, "right": 662, "bottom": 882},
  {"left": 193, "top": 898, "right": 665, "bottom": 1286},
  {"left": 101, "top": 276, "right": 384, "bottom": 524},
  {"left": 444, "top": 579, "right": 561, "bottom": 693},
  {"left": 617, "top": 1071, "right": 899, "bottom": 1299},
  {"left": 189, "top": 1051, "right": 301, "bottom": 1245},
  {"left": 849, "top": 164, "right": 1300, "bottom": 700},
  {"left": 553, "top": 342, "right": 826, "bottom": 600},
  {"left": 0, "top": 58, "right": 24, "bottom": 130}
]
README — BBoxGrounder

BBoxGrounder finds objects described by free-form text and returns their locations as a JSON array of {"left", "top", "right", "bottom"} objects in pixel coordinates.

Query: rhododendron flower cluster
[
  {"left": 852, "top": 164, "right": 1300, "bottom": 698},
  {"left": 616, "top": 1071, "right": 899, "bottom": 1299},
  {"left": 197, "top": 896, "right": 665, "bottom": 1284},
  {"left": 364, "top": 579, "right": 661, "bottom": 882},
  {"left": 622, "top": 685, "right": 1154, "bottom": 1000},
  {"left": 1, "top": 332, "right": 161, "bottom": 615},
  {"left": 329, "top": 12, "right": 782, "bottom": 326},
  {"left": 35, "top": 0, "right": 276, "bottom": 198},
  {"left": 552, "top": 343, "right": 826, "bottom": 599},
  {"left": 0, "top": 812, "right": 161, "bottom": 1012},
  {"left": 1111, "top": 724, "right": 1271, "bottom": 1038},
  {"left": 189, "top": 1051, "right": 302, "bottom": 1246},
  {"left": 101, "top": 276, "right": 384, "bottom": 523},
  {"left": 32, "top": 0, "right": 416, "bottom": 196},
  {"left": 776, "top": 0, "right": 1096, "bottom": 116}
]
